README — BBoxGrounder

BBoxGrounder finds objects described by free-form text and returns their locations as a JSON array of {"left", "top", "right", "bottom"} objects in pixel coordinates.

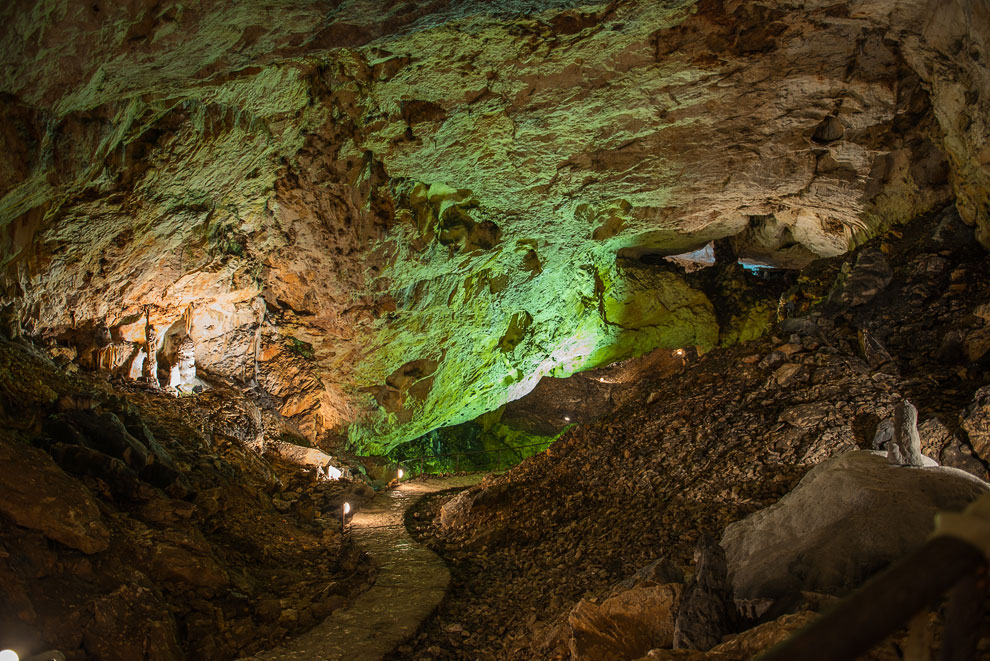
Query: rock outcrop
[
  {"left": 568, "top": 584, "right": 682, "bottom": 661},
  {"left": 721, "top": 451, "right": 987, "bottom": 602},
  {"left": 0, "top": 340, "right": 373, "bottom": 660},
  {"left": 2, "top": 0, "right": 987, "bottom": 450},
  {"left": 399, "top": 209, "right": 990, "bottom": 659},
  {"left": 672, "top": 535, "right": 740, "bottom": 651},
  {"left": 0, "top": 434, "right": 110, "bottom": 554}
]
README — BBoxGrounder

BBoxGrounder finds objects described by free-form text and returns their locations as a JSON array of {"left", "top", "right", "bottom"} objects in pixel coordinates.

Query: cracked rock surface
[{"left": 2, "top": 0, "right": 987, "bottom": 449}]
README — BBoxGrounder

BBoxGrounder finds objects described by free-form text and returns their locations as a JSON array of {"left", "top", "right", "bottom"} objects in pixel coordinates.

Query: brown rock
[
  {"left": 673, "top": 534, "right": 740, "bottom": 651},
  {"left": 773, "top": 363, "right": 804, "bottom": 386},
  {"left": 568, "top": 584, "right": 682, "bottom": 660},
  {"left": 0, "top": 435, "right": 109, "bottom": 554},
  {"left": 779, "top": 403, "right": 828, "bottom": 429},
  {"left": 148, "top": 532, "right": 228, "bottom": 589},
  {"left": 85, "top": 580, "right": 183, "bottom": 661},
  {"left": 708, "top": 610, "right": 816, "bottom": 657},
  {"left": 961, "top": 385, "right": 990, "bottom": 463}
]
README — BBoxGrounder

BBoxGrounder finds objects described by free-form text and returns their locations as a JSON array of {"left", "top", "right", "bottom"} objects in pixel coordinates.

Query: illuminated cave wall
[{"left": 1, "top": 0, "right": 985, "bottom": 453}]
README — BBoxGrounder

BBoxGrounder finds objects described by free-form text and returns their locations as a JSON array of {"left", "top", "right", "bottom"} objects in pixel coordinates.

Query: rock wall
[{"left": 1, "top": 0, "right": 986, "bottom": 450}]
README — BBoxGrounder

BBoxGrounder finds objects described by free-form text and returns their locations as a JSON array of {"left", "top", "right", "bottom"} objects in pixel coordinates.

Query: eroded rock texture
[
  {"left": 1, "top": 0, "right": 987, "bottom": 450},
  {"left": 398, "top": 209, "right": 990, "bottom": 659}
]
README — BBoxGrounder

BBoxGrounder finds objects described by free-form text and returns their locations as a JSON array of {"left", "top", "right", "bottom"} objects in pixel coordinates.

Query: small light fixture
[
  {"left": 342, "top": 502, "right": 351, "bottom": 515},
  {"left": 673, "top": 348, "right": 685, "bottom": 357},
  {"left": 0, "top": 650, "right": 19, "bottom": 661},
  {"left": 341, "top": 501, "right": 350, "bottom": 534},
  {"left": 564, "top": 416, "right": 571, "bottom": 422},
  {"left": 397, "top": 468, "right": 404, "bottom": 479}
]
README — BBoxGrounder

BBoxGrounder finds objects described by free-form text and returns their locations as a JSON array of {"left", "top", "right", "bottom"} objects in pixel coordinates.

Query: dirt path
[{"left": 247, "top": 475, "right": 481, "bottom": 660}]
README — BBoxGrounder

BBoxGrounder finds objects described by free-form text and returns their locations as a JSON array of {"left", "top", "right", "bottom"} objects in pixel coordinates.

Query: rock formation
[
  {"left": 672, "top": 534, "right": 740, "bottom": 651},
  {"left": 720, "top": 451, "right": 987, "bottom": 602},
  {"left": 0, "top": 340, "right": 374, "bottom": 660},
  {"left": 885, "top": 400, "right": 925, "bottom": 466},
  {"left": 1, "top": 0, "right": 987, "bottom": 452},
  {"left": 2, "top": 2, "right": 990, "bottom": 658},
  {"left": 401, "top": 209, "right": 990, "bottom": 658}
]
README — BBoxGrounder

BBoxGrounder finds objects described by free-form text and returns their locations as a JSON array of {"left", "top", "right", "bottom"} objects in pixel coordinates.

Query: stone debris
[
  {"left": 397, "top": 209, "right": 990, "bottom": 659},
  {"left": 568, "top": 584, "right": 681, "bottom": 661},
  {"left": 0, "top": 342, "right": 374, "bottom": 660}
]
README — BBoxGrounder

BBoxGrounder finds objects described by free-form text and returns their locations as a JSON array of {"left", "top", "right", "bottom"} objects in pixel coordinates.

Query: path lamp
[
  {"left": 397, "top": 467, "right": 404, "bottom": 480},
  {"left": 1, "top": 649, "right": 64, "bottom": 661},
  {"left": 342, "top": 502, "right": 351, "bottom": 534}
]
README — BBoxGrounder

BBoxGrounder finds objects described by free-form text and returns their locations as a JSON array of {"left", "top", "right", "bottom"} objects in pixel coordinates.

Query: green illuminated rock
[{"left": 1, "top": 0, "right": 985, "bottom": 452}]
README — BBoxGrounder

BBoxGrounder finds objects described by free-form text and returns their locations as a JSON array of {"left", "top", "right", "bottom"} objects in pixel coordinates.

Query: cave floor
[{"left": 245, "top": 475, "right": 482, "bottom": 660}]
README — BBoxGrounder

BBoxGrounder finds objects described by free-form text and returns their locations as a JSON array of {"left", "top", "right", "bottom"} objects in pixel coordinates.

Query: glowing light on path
[{"left": 0, "top": 650, "right": 19, "bottom": 661}]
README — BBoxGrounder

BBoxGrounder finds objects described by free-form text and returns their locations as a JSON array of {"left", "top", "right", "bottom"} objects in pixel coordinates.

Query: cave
[{"left": 1, "top": 1, "right": 990, "bottom": 660}]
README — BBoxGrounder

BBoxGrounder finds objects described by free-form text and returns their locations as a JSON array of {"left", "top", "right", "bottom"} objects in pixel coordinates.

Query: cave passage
[{"left": 1, "top": 0, "right": 989, "bottom": 659}]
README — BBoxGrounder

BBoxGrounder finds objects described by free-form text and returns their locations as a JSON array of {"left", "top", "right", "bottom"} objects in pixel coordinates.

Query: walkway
[{"left": 247, "top": 475, "right": 481, "bottom": 660}]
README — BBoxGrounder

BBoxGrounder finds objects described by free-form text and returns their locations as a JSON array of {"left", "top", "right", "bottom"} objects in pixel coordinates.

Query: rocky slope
[
  {"left": 400, "top": 206, "right": 990, "bottom": 659},
  {"left": 2, "top": 0, "right": 988, "bottom": 453},
  {"left": 0, "top": 340, "right": 377, "bottom": 661}
]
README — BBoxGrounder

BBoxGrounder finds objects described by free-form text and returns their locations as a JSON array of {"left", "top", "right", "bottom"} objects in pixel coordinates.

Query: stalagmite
[{"left": 143, "top": 317, "right": 160, "bottom": 388}]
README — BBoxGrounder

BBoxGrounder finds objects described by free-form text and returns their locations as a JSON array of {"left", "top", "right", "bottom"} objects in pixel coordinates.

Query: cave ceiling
[{"left": 0, "top": 0, "right": 987, "bottom": 451}]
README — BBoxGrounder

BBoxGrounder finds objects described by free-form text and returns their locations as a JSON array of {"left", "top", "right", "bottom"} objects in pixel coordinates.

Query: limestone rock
[
  {"left": 779, "top": 403, "right": 828, "bottom": 429},
  {"left": 84, "top": 581, "right": 183, "bottom": 661},
  {"left": 673, "top": 534, "right": 740, "bottom": 651},
  {"left": 147, "top": 533, "right": 228, "bottom": 589},
  {"left": 439, "top": 490, "right": 476, "bottom": 531},
  {"left": 721, "top": 451, "right": 988, "bottom": 601},
  {"left": 0, "top": 435, "right": 110, "bottom": 554},
  {"left": 706, "top": 611, "right": 816, "bottom": 658},
  {"left": 611, "top": 557, "right": 685, "bottom": 596},
  {"left": 885, "top": 401, "right": 925, "bottom": 467},
  {"left": 568, "top": 583, "right": 682, "bottom": 661},
  {"left": 829, "top": 249, "right": 893, "bottom": 309},
  {"left": 0, "top": 0, "right": 978, "bottom": 449},
  {"left": 961, "top": 385, "right": 990, "bottom": 464}
]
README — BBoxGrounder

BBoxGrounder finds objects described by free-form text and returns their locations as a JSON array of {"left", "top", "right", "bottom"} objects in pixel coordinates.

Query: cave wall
[{"left": 0, "top": 0, "right": 986, "bottom": 450}]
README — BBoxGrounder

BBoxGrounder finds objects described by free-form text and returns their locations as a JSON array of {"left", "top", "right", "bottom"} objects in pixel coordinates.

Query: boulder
[
  {"left": 49, "top": 443, "right": 157, "bottom": 501},
  {"left": 147, "top": 531, "right": 228, "bottom": 589},
  {"left": 721, "top": 451, "right": 988, "bottom": 601},
  {"left": 706, "top": 611, "right": 815, "bottom": 658},
  {"left": 0, "top": 435, "right": 110, "bottom": 554},
  {"left": 611, "top": 557, "right": 684, "bottom": 595},
  {"left": 828, "top": 249, "right": 893, "bottom": 308},
  {"left": 439, "top": 489, "right": 476, "bottom": 530},
  {"left": 568, "top": 583, "right": 682, "bottom": 660},
  {"left": 640, "top": 611, "right": 816, "bottom": 660},
  {"left": 84, "top": 580, "right": 183, "bottom": 661},
  {"left": 60, "top": 409, "right": 152, "bottom": 470}
]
